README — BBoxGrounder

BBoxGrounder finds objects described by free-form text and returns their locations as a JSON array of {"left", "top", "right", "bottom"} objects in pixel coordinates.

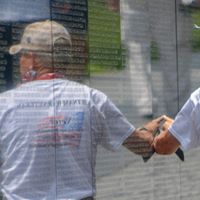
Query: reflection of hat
[{"left": 9, "top": 20, "right": 71, "bottom": 55}]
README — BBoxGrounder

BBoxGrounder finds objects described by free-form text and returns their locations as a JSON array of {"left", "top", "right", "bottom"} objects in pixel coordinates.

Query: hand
[
  {"left": 153, "top": 116, "right": 181, "bottom": 155},
  {"left": 137, "top": 115, "right": 171, "bottom": 161},
  {"left": 153, "top": 130, "right": 180, "bottom": 155},
  {"left": 161, "top": 115, "right": 174, "bottom": 131},
  {"left": 123, "top": 116, "right": 167, "bottom": 158},
  {"left": 143, "top": 115, "right": 166, "bottom": 134}
]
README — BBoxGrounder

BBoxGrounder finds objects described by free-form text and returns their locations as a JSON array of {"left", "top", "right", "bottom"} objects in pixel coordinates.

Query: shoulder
[
  {"left": 179, "top": 88, "right": 200, "bottom": 117},
  {"left": 90, "top": 88, "right": 107, "bottom": 103},
  {"left": 190, "top": 88, "right": 200, "bottom": 105}
]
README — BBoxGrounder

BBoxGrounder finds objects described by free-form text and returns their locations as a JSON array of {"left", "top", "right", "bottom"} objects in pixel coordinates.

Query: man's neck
[{"left": 36, "top": 73, "right": 65, "bottom": 80}]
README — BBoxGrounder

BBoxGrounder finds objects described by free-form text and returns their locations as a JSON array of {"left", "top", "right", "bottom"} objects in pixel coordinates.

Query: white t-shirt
[
  {"left": 169, "top": 88, "right": 200, "bottom": 150},
  {"left": 0, "top": 79, "right": 134, "bottom": 200}
]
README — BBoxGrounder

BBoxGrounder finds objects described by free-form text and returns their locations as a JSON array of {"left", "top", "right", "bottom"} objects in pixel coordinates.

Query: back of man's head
[{"left": 9, "top": 20, "right": 72, "bottom": 73}]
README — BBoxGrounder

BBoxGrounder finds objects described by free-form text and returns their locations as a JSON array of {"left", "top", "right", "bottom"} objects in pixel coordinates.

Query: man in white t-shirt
[
  {"left": 0, "top": 20, "right": 164, "bottom": 200},
  {"left": 153, "top": 88, "right": 200, "bottom": 154}
]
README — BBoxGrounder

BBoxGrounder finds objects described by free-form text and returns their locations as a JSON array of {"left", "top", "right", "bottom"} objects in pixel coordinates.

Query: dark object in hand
[{"left": 142, "top": 128, "right": 184, "bottom": 162}]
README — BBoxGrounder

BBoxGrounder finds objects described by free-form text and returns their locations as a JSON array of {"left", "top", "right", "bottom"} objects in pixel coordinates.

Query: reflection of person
[
  {"left": 153, "top": 87, "right": 200, "bottom": 154},
  {"left": 0, "top": 20, "right": 163, "bottom": 200},
  {"left": 106, "top": 0, "right": 120, "bottom": 12},
  {"left": 120, "top": 0, "right": 153, "bottom": 117},
  {"left": 148, "top": 0, "right": 193, "bottom": 117}
]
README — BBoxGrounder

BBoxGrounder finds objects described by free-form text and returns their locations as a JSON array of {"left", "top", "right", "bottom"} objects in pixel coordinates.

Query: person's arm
[
  {"left": 123, "top": 129, "right": 154, "bottom": 156},
  {"left": 123, "top": 116, "right": 165, "bottom": 156}
]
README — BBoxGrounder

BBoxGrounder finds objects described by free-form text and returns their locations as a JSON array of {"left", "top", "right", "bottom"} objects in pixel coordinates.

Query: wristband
[{"left": 138, "top": 127, "right": 150, "bottom": 132}]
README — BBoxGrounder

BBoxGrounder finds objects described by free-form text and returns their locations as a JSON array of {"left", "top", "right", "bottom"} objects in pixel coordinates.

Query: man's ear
[{"left": 29, "top": 52, "right": 36, "bottom": 70}]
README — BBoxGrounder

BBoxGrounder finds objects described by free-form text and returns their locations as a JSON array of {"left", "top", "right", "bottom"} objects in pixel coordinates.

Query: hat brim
[
  {"left": 9, "top": 44, "right": 53, "bottom": 55},
  {"left": 9, "top": 44, "right": 23, "bottom": 55}
]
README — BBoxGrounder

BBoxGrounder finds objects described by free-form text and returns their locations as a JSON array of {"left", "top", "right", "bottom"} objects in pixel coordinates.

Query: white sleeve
[
  {"left": 169, "top": 93, "right": 200, "bottom": 150},
  {"left": 91, "top": 89, "right": 135, "bottom": 151}
]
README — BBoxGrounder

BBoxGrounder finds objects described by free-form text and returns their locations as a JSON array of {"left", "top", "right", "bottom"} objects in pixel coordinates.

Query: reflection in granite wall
[
  {"left": 149, "top": 0, "right": 193, "bottom": 118},
  {"left": 0, "top": 0, "right": 200, "bottom": 200},
  {"left": 95, "top": 1, "right": 200, "bottom": 200}
]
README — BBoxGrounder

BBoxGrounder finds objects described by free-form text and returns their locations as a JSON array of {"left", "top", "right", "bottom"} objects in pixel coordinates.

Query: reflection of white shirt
[
  {"left": 169, "top": 88, "right": 200, "bottom": 150},
  {"left": 0, "top": 79, "right": 134, "bottom": 200}
]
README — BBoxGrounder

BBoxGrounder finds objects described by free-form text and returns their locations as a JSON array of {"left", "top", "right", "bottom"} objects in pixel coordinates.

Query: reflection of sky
[{"left": 0, "top": 0, "right": 50, "bottom": 21}]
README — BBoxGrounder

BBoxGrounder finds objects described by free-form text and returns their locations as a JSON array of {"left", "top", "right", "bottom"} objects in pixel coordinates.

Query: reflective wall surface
[
  {"left": 93, "top": 1, "right": 200, "bottom": 200},
  {"left": 0, "top": 0, "right": 200, "bottom": 199}
]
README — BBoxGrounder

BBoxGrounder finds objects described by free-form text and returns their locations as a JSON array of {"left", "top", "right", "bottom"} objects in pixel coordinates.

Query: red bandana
[{"left": 19, "top": 73, "right": 65, "bottom": 86}]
